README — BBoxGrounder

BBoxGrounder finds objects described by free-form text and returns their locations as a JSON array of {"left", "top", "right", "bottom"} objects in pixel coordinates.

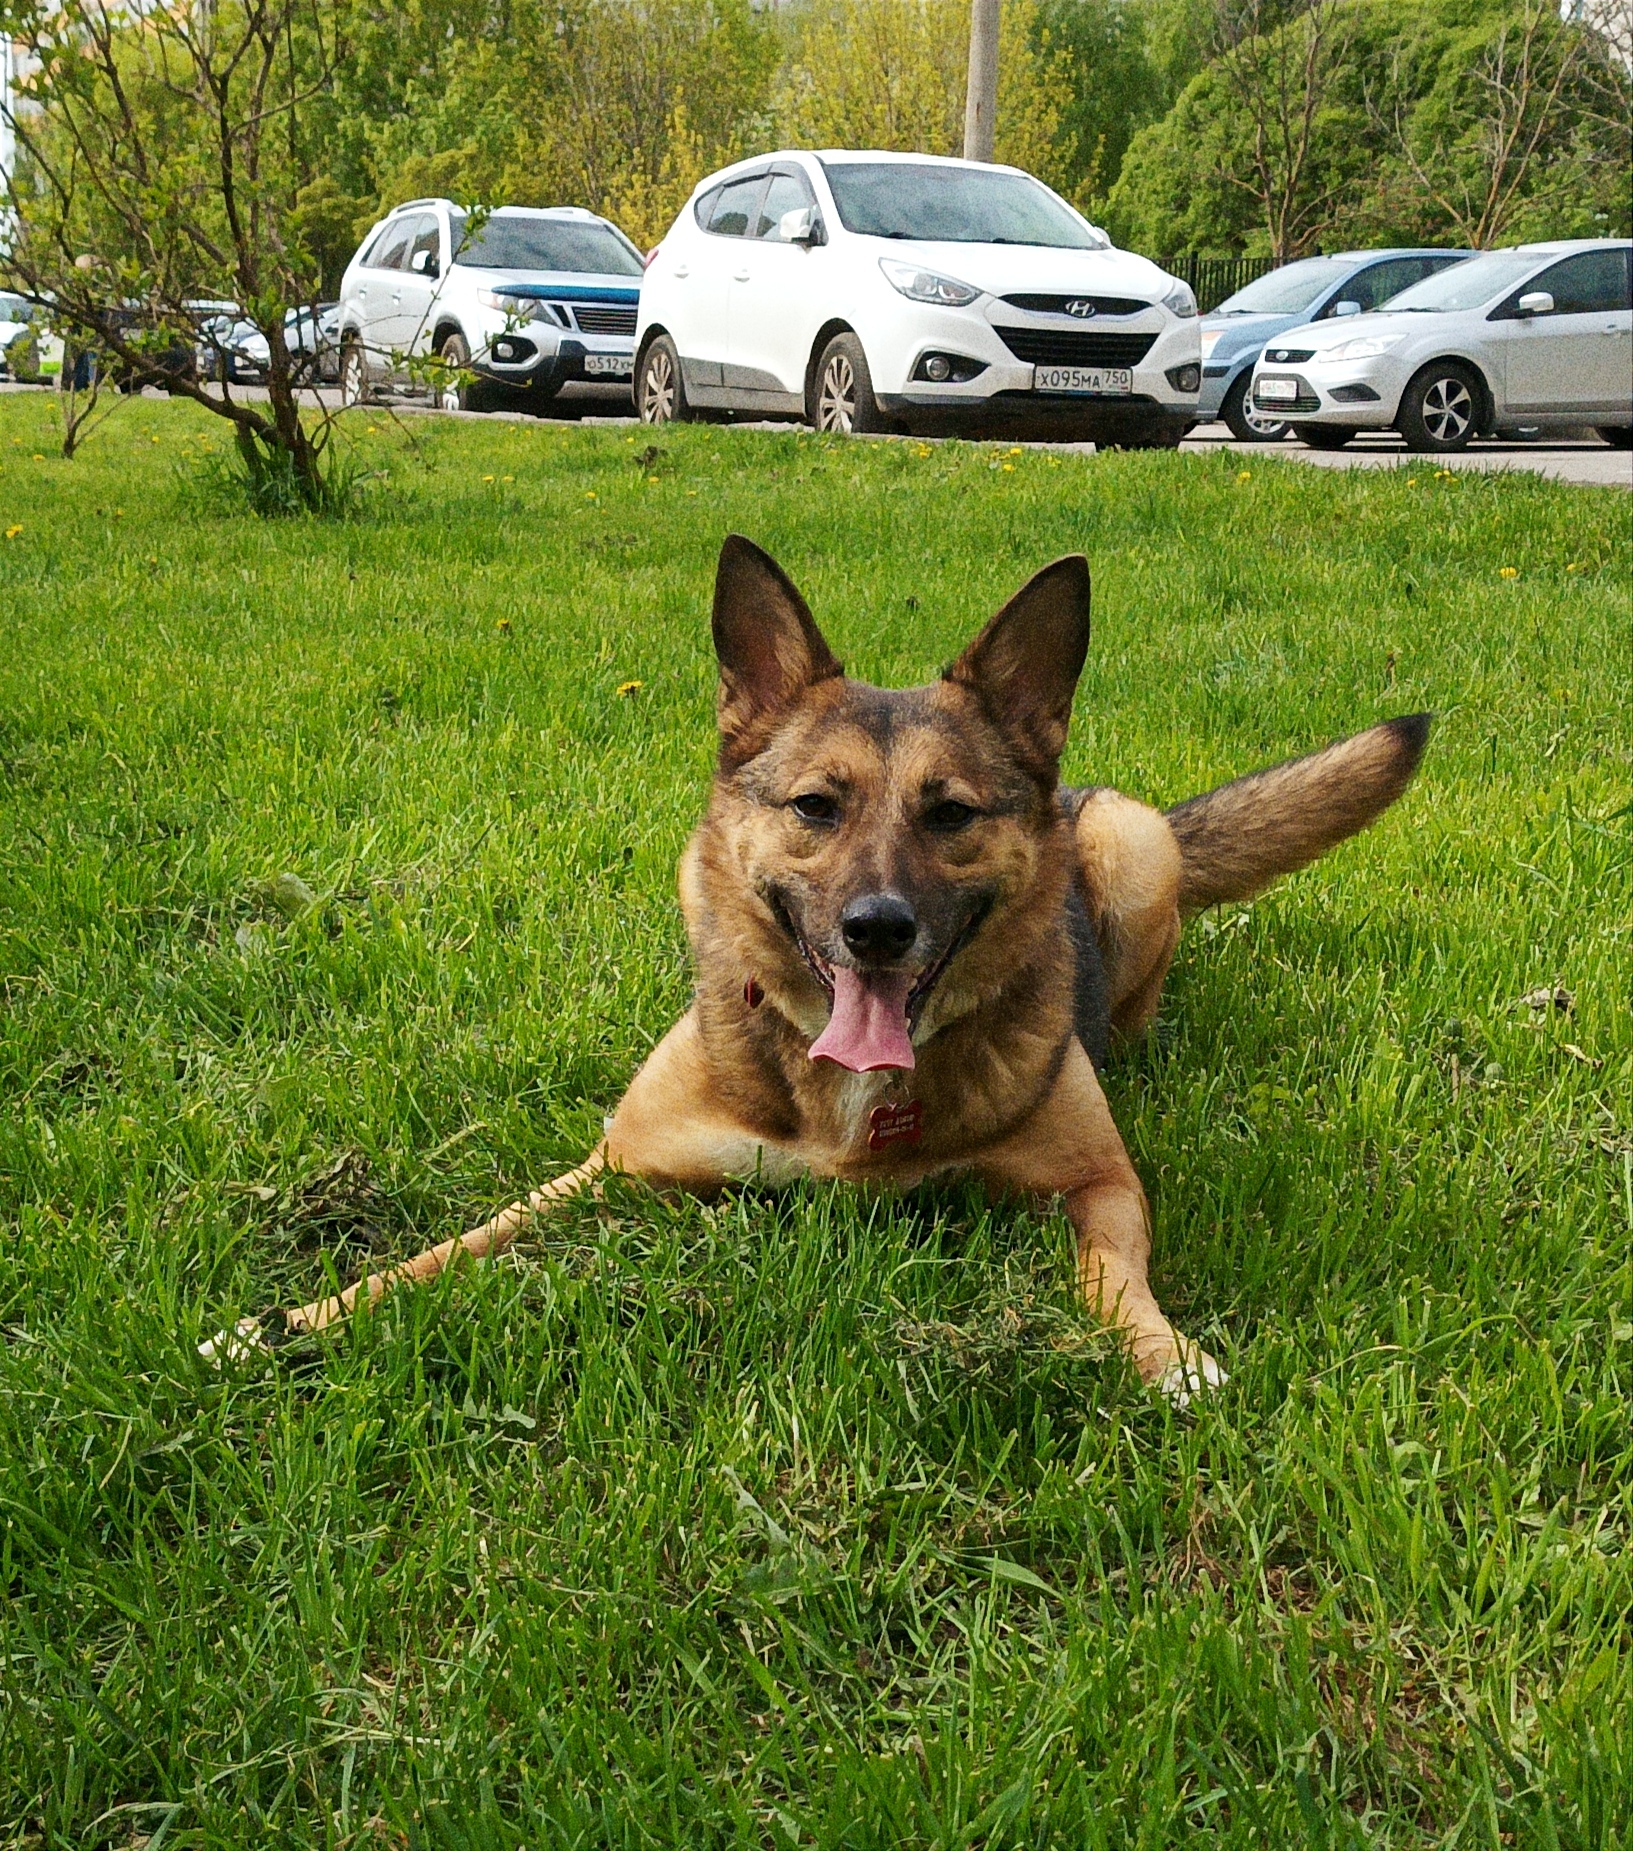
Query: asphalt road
[
  {"left": 8, "top": 381, "right": 1628, "bottom": 486},
  {"left": 1181, "top": 421, "right": 1633, "bottom": 487}
]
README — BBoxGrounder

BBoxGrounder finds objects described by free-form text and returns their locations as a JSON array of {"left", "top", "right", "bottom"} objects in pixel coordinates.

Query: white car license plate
[
  {"left": 583, "top": 353, "right": 632, "bottom": 378},
  {"left": 1033, "top": 365, "right": 1132, "bottom": 395},
  {"left": 1256, "top": 376, "right": 1299, "bottom": 402}
]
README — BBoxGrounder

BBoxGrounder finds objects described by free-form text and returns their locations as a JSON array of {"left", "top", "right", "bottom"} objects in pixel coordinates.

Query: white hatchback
[
  {"left": 635, "top": 150, "right": 1202, "bottom": 445},
  {"left": 1249, "top": 239, "right": 1632, "bottom": 452}
]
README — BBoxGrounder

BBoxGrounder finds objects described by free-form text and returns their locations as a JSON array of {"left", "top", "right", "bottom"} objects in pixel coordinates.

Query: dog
[{"left": 206, "top": 536, "right": 1429, "bottom": 1400}]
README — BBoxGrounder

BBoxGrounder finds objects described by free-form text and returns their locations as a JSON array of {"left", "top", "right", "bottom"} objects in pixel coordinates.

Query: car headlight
[
  {"left": 879, "top": 258, "right": 979, "bottom": 307},
  {"left": 1161, "top": 279, "right": 1197, "bottom": 319},
  {"left": 1321, "top": 334, "right": 1404, "bottom": 363},
  {"left": 478, "top": 289, "right": 553, "bottom": 321}
]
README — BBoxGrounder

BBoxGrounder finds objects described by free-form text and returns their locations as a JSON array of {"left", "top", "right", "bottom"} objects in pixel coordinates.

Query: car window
[
  {"left": 1212, "top": 258, "right": 1342, "bottom": 316},
  {"left": 753, "top": 173, "right": 814, "bottom": 241},
  {"left": 821, "top": 161, "right": 1101, "bottom": 247},
  {"left": 1337, "top": 257, "right": 1447, "bottom": 313},
  {"left": 706, "top": 175, "right": 767, "bottom": 238},
  {"left": 692, "top": 185, "right": 721, "bottom": 230},
  {"left": 407, "top": 215, "right": 442, "bottom": 270},
  {"left": 1388, "top": 251, "right": 1540, "bottom": 312},
  {"left": 1528, "top": 249, "right": 1630, "bottom": 314},
  {"left": 447, "top": 213, "right": 645, "bottom": 275},
  {"left": 370, "top": 220, "right": 414, "bottom": 272},
  {"left": 0, "top": 293, "right": 33, "bottom": 323}
]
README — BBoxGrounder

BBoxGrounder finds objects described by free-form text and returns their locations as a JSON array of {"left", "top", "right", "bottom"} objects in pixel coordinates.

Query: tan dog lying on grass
[{"left": 206, "top": 536, "right": 1428, "bottom": 1401}]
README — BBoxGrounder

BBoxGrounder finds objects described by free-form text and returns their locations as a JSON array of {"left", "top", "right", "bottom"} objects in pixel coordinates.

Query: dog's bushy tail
[{"left": 1166, "top": 715, "right": 1431, "bottom": 915}]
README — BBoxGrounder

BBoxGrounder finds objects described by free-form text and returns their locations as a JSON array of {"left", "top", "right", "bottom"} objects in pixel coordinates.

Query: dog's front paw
[{"left": 1152, "top": 1345, "right": 1227, "bottom": 1409}]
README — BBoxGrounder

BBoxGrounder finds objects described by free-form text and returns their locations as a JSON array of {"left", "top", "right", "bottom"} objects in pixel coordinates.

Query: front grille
[
  {"left": 570, "top": 304, "right": 637, "bottom": 335},
  {"left": 1256, "top": 380, "right": 1320, "bottom": 413},
  {"left": 1264, "top": 347, "right": 1314, "bottom": 364},
  {"left": 1000, "top": 293, "right": 1149, "bottom": 318},
  {"left": 994, "top": 327, "right": 1157, "bottom": 367}
]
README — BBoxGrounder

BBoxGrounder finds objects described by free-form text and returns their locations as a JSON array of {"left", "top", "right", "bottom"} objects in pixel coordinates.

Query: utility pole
[{"left": 963, "top": 0, "right": 1000, "bottom": 162}]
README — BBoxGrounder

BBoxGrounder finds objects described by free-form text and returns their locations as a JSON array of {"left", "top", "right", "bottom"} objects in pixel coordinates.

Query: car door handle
[
  {"left": 733, "top": 269, "right": 750, "bottom": 282},
  {"left": 672, "top": 264, "right": 689, "bottom": 279}
]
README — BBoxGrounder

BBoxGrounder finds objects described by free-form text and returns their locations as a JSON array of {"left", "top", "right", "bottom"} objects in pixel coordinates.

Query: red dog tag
[{"left": 868, "top": 1100, "right": 923, "bottom": 1151}]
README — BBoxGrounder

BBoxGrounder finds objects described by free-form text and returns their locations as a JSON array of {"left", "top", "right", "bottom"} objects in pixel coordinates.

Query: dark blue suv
[{"left": 1201, "top": 249, "right": 1471, "bottom": 440}]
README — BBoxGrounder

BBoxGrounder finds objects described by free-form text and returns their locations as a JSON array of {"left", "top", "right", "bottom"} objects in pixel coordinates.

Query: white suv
[
  {"left": 1249, "top": 239, "right": 1632, "bottom": 452},
  {"left": 338, "top": 201, "right": 644, "bottom": 414},
  {"left": 635, "top": 150, "right": 1202, "bottom": 446}
]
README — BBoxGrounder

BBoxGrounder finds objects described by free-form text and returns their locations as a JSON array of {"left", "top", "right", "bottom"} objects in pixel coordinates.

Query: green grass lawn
[{"left": 0, "top": 393, "right": 1628, "bottom": 1849}]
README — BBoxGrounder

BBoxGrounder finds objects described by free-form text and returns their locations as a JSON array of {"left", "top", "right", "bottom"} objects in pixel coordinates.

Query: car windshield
[
  {"left": 821, "top": 162, "right": 1104, "bottom": 248},
  {"left": 448, "top": 214, "right": 643, "bottom": 275},
  {"left": 1213, "top": 259, "right": 1343, "bottom": 316},
  {"left": 1383, "top": 251, "right": 1540, "bottom": 312}
]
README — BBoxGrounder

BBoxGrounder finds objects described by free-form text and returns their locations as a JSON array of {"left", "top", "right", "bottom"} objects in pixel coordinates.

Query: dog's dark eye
[
  {"left": 924, "top": 800, "right": 976, "bottom": 834},
  {"left": 791, "top": 793, "right": 839, "bottom": 824}
]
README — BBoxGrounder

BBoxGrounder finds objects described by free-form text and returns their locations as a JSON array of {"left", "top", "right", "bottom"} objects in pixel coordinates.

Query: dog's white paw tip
[
  {"left": 1155, "top": 1354, "right": 1228, "bottom": 1408},
  {"left": 199, "top": 1315, "right": 275, "bottom": 1368}
]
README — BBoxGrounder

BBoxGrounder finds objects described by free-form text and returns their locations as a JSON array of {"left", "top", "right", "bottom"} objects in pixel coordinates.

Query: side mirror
[
  {"left": 1332, "top": 299, "right": 1362, "bottom": 317},
  {"left": 779, "top": 206, "right": 823, "bottom": 246},
  {"left": 1516, "top": 290, "right": 1553, "bottom": 318},
  {"left": 411, "top": 249, "right": 439, "bottom": 277}
]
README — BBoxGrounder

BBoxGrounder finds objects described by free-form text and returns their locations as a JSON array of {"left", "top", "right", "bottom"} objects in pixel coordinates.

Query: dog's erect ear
[
  {"left": 712, "top": 535, "right": 842, "bottom": 755},
  {"left": 944, "top": 556, "right": 1090, "bottom": 774}
]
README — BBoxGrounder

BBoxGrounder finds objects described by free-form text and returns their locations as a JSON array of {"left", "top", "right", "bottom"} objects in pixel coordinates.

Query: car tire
[
  {"left": 1397, "top": 361, "right": 1480, "bottom": 453},
  {"left": 437, "top": 332, "right": 487, "bottom": 413},
  {"left": 812, "top": 333, "right": 886, "bottom": 434},
  {"left": 1222, "top": 371, "right": 1290, "bottom": 443},
  {"left": 339, "top": 341, "right": 370, "bottom": 407},
  {"left": 638, "top": 335, "right": 689, "bottom": 424},
  {"left": 1295, "top": 426, "right": 1358, "bottom": 450},
  {"left": 1119, "top": 422, "right": 1186, "bottom": 450},
  {"left": 1595, "top": 425, "right": 1632, "bottom": 449}
]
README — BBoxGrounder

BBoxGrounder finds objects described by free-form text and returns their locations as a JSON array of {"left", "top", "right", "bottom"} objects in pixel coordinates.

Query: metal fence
[{"left": 1161, "top": 254, "right": 1278, "bottom": 313}]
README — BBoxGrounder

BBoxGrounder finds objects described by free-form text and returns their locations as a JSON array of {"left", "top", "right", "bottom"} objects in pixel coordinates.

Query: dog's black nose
[{"left": 840, "top": 894, "right": 917, "bottom": 963}]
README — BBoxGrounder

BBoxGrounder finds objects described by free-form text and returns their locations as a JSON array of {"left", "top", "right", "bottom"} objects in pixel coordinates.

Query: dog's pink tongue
[{"left": 809, "top": 968, "right": 916, "bottom": 1072}]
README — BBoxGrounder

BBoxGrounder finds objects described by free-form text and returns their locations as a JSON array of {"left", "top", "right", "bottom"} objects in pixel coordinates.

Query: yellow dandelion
[
  {"left": 1007, "top": 446, "right": 1023, "bottom": 456},
  {"left": 1001, "top": 463, "right": 1014, "bottom": 472},
  {"left": 1499, "top": 566, "right": 1518, "bottom": 579},
  {"left": 585, "top": 490, "right": 597, "bottom": 499},
  {"left": 616, "top": 679, "right": 643, "bottom": 697},
  {"left": 501, "top": 474, "right": 514, "bottom": 482},
  {"left": 482, "top": 474, "right": 495, "bottom": 482},
  {"left": 625, "top": 435, "right": 635, "bottom": 443},
  {"left": 113, "top": 507, "right": 124, "bottom": 517},
  {"left": 4, "top": 524, "right": 22, "bottom": 539},
  {"left": 1236, "top": 470, "right": 1252, "bottom": 483},
  {"left": 1407, "top": 478, "right": 1418, "bottom": 487},
  {"left": 32, "top": 453, "right": 44, "bottom": 461},
  {"left": 150, "top": 435, "right": 160, "bottom": 444},
  {"left": 1565, "top": 562, "right": 1580, "bottom": 573},
  {"left": 496, "top": 617, "right": 512, "bottom": 633},
  {"left": 686, "top": 489, "right": 698, "bottom": 497},
  {"left": 366, "top": 424, "right": 379, "bottom": 434},
  {"left": 647, "top": 474, "right": 660, "bottom": 484}
]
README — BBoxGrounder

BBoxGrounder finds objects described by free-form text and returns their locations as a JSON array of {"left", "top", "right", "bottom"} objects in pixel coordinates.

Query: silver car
[{"left": 1250, "top": 239, "right": 1632, "bottom": 452}]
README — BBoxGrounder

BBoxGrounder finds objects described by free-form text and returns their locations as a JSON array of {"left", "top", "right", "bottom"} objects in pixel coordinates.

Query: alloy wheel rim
[
  {"left": 1423, "top": 377, "right": 1471, "bottom": 443},
  {"left": 819, "top": 356, "right": 855, "bottom": 432},
  {"left": 1245, "top": 401, "right": 1287, "bottom": 439},
  {"left": 644, "top": 351, "right": 674, "bottom": 422}
]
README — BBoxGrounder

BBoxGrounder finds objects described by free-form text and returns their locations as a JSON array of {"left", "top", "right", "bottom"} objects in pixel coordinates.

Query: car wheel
[
  {"left": 437, "top": 332, "right": 476, "bottom": 412},
  {"left": 1595, "top": 425, "right": 1632, "bottom": 449},
  {"left": 339, "top": 341, "right": 370, "bottom": 407},
  {"left": 638, "top": 335, "right": 688, "bottom": 424},
  {"left": 1398, "top": 362, "right": 1480, "bottom": 453},
  {"left": 813, "top": 333, "right": 885, "bottom": 434},
  {"left": 1222, "top": 371, "right": 1290, "bottom": 443},
  {"left": 1295, "top": 426, "right": 1358, "bottom": 450}
]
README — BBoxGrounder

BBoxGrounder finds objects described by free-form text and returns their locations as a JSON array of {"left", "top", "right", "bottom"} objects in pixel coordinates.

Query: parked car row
[
  {"left": 337, "top": 154, "right": 1203, "bottom": 447},
  {"left": 1247, "top": 242, "right": 1632, "bottom": 451}
]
